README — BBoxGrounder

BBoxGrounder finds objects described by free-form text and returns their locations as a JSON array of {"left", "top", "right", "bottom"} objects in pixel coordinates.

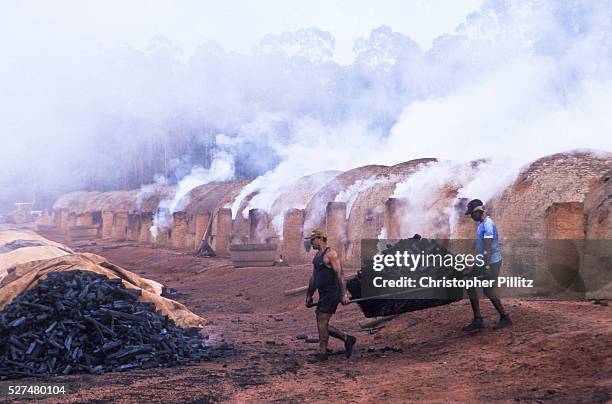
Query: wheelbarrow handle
[{"left": 307, "top": 300, "right": 359, "bottom": 307}]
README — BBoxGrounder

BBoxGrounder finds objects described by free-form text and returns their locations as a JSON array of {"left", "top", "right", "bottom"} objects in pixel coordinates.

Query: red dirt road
[{"left": 3, "top": 243, "right": 611, "bottom": 403}]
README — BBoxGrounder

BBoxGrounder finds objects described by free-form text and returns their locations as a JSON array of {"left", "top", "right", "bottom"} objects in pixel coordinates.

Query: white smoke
[
  {"left": 135, "top": 174, "right": 169, "bottom": 212},
  {"left": 150, "top": 149, "right": 234, "bottom": 238},
  {"left": 3, "top": 0, "right": 612, "bottom": 219},
  {"left": 230, "top": 1, "right": 611, "bottom": 235},
  {"left": 334, "top": 176, "right": 384, "bottom": 219},
  {"left": 391, "top": 161, "right": 480, "bottom": 237},
  {"left": 230, "top": 119, "right": 385, "bottom": 219}
]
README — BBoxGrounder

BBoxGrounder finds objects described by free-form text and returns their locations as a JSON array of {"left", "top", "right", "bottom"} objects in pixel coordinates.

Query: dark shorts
[
  {"left": 467, "top": 260, "right": 502, "bottom": 298},
  {"left": 480, "top": 260, "right": 502, "bottom": 280},
  {"left": 317, "top": 289, "right": 341, "bottom": 314}
]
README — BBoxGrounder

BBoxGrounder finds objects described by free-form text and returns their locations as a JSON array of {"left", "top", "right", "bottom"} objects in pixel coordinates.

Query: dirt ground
[{"left": 2, "top": 241, "right": 611, "bottom": 403}]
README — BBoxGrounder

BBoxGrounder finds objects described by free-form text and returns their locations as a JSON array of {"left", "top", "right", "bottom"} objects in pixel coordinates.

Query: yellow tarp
[
  {"left": 0, "top": 253, "right": 204, "bottom": 328},
  {"left": 0, "top": 230, "right": 71, "bottom": 249},
  {"left": 0, "top": 229, "right": 74, "bottom": 283},
  {"left": 0, "top": 230, "right": 204, "bottom": 328},
  {"left": 0, "top": 246, "right": 72, "bottom": 282}
]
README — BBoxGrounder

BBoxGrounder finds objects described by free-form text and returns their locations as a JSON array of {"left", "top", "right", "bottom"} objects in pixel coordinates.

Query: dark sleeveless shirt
[{"left": 313, "top": 247, "right": 340, "bottom": 294}]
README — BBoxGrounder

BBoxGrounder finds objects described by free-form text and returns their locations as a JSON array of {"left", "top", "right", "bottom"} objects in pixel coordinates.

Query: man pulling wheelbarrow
[{"left": 305, "top": 229, "right": 357, "bottom": 362}]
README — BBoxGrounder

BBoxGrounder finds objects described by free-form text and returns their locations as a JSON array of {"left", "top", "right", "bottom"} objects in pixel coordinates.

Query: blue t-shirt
[{"left": 476, "top": 216, "right": 502, "bottom": 264}]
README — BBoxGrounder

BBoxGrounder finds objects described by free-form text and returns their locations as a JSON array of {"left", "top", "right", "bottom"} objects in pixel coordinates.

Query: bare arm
[
  {"left": 483, "top": 237, "right": 493, "bottom": 268},
  {"left": 327, "top": 249, "right": 350, "bottom": 304}
]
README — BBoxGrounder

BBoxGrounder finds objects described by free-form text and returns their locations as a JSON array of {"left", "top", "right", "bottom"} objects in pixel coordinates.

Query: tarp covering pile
[
  {"left": 0, "top": 230, "right": 74, "bottom": 283},
  {"left": 0, "top": 230, "right": 204, "bottom": 328}
]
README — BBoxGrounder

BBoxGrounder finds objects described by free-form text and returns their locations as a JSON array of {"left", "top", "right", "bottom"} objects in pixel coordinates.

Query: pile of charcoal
[
  {"left": 0, "top": 270, "right": 210, "bottom": 379},
  {"left": 348, "top": 237, "right": 464, "bottom": 318}
]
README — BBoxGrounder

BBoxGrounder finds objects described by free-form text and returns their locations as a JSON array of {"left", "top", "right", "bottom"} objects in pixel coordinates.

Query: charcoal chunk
[
  {"left": 0, "top": 270, "right": 216, "bottom": 380},
  {"left": 348, "top": 238, "right": 464, "bottom": 318}
]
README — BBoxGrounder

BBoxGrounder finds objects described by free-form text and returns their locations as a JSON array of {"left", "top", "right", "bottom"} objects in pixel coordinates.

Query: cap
[
  {"left": 304, "top": 229, "right": 327, "bottom": 240},
  {"left": 465, "top": 199, "right": 485, "bottom": 215}
]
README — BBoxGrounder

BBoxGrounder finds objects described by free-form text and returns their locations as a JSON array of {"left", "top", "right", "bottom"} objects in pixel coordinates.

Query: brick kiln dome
[
  {"left": 584, "top": 169, "right": 612, "bottom": 239},
  {"left": 176, "top": 180, "right": 250, "bottom": 217},
  {"left": 168, "top": 180, "right": 249, "bottom": 250},
  {"left": 269, "top": 170, "right": 341, "bottom": 233},
  {"left": 174, "top": 180, "right": 249, "bottom": 239},
  {"left": 53, "top": 191, "right": 101, "bottom": 214},
  {"left": 303, "top": 164, "right": 389, "bottom": 235},
  {"left": 489, "top": 151, "right": 612, "bottom": 239},
  {"left": 53, "top": 190, "right": 140, "bottom": 215},
  {"left": 379, "top": 159, "right": 485, "bottom": 247},
  {"left": 135, "top": 185, "right": 177, "bottom": 214},
  {"left": 582, "top": 170, "right": 612, "bottom": 299},
  {"left": 344, "top": 158, "right": 437, "bottom": 267},
  {"left": 222, "top": 171, "right": 341, "bottom": 245},
  {"left": 85, "top": 190, "right": 140, "bottom": 213}
]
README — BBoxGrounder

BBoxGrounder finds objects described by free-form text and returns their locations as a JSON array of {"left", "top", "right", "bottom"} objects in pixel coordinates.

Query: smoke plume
[{"left": 1, "top": 0, "right": 611, "bottom": 220}]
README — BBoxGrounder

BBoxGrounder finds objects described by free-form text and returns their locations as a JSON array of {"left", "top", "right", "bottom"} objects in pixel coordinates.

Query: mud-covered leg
[
  {"left": 462, "top": 287, "right": 485, "bottom": 331},
  {"left": 316, "top": 311, "right": 331, "bottom": 354},
  {"left": 483, "top": 287, "right": 507, "bottom": 317},
  {"left": 484, "top": 287, "right": 512, "bottom": 329},
  {"left": 328, "top": 324, "right": 346, "bottom": 342},
  {"left": 467, "top": 287, "right": 482, "bottom": 319}
]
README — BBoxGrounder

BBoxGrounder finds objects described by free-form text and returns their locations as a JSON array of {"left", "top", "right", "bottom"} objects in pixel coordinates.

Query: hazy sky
[
  {"left": 3, "top": 0, "right": 611, "bottom": 212},
  {"left": 3, "top": 0, "right": 483, "bottom": 63}
]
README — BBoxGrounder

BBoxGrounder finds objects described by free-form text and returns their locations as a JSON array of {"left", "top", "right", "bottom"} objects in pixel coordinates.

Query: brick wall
[
  {"left": 127, "top": 214, "right": 141, "bottom": 241},
  {"left": 101, "top": 211, "right": 114, "bottom": 239},
  {"left": 282, "top": 208, "right": 305, "bottom": 264},
  {"left": 326, "top": 202, "right": 347, "bottom": 266},
  {"left": 194, "top": 212, "right": 211, "bottom": 252},
  {"left": 171, "top": 211, "right": 188, "bottom": 250},
  {"left": 213, "top": 208, "right": 232, "bottom": 256},
  {"left": 112, "top": 211, "right": 128, "bottom": 241},
  {"left": 139, "top": 212, "right": 153, "bottom": 244},
  {"left": 491, "top": 152, "right": 612, "bottom": 239}
]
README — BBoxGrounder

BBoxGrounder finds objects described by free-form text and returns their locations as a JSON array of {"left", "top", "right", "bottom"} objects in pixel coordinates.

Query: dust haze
[{"left": 1, "top": 0, "right": 611, "bottom": 213}]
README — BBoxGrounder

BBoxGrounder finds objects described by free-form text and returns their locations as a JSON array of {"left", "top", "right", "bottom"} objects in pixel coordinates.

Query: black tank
[{"left": 313, "top": 247, "right": 340, "bottom": 293}]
